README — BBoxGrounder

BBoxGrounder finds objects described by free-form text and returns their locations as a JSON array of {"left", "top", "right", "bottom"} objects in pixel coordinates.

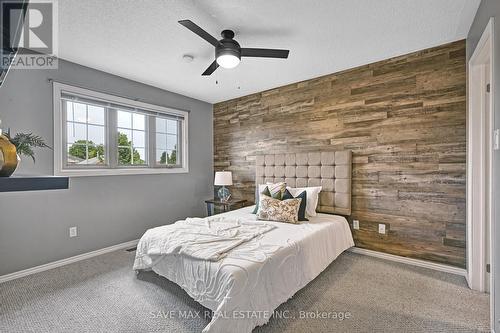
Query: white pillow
[{"left": 286, "top": 186, "right": 322, "bottom": 217}]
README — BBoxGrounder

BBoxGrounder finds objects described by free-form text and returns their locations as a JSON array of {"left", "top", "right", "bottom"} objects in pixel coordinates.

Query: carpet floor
[{"left": 0, "top": 250, "right": 490, "bottom": 333}]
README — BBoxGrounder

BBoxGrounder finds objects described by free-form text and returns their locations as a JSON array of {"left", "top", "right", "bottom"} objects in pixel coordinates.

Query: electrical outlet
[
  {"left": 69, "top": 227, "right": 77, "bottom": 238},
  {"left": 378, "top": 224, "right": 386, "bottom": 234},
  {"left": 353, "top": 220, "right": 359, "bottom": 230}
]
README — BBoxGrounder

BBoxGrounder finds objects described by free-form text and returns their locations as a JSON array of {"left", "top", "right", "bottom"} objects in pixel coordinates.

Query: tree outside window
[
  {"left": 159, "top": 145, "right": 177, "bottom": 165},
  {"left": 68, "top": 132, "right": 144, "bottom": 165}
]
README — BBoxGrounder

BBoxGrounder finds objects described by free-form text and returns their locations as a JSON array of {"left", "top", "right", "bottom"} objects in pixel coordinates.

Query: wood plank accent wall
[{"left": 213, "top": 40, "right": 466, "bottom": 268}]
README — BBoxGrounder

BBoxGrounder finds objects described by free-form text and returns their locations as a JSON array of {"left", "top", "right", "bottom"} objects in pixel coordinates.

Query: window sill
[{"left": 54, "top": 167, "right": 188, "bottom": 177}]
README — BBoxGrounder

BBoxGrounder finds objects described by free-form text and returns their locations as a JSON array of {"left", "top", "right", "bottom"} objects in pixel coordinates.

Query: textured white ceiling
[{"left": 53, "top": 0, "right": 480, "bottom": 104}]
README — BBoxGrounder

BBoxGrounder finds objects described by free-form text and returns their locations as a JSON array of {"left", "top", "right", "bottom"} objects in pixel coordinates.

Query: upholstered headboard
[{"left": 255, "top": 151, "right": 352, "bottom": 216}]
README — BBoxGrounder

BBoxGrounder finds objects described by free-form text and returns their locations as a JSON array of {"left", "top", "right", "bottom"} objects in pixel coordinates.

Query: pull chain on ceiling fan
[{"left": 178, "top": 20, "right": 290, "bottom": 76}]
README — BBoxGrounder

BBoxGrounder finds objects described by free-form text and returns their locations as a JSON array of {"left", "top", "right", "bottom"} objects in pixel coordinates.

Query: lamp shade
[{"left": 214, "top": 171, "right": 233, "bottom": 186}]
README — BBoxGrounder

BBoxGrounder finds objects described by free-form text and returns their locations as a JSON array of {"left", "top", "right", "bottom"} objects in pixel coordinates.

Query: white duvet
[
  {"left": 134, "top": 206, "right": 354, "bottom": 333},
  {"left": 134, "top": 216, "right": 275, "bottom": 262}
]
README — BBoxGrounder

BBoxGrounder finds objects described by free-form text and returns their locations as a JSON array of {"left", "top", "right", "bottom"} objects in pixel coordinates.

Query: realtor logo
[{"left": 1, "top": 0, "right": 58, "bottom": 69}]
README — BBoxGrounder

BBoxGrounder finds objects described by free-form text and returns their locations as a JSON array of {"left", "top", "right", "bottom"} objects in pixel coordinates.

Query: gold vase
[{"left": 0, "top": 134, "right": 18, "bottom": 177}]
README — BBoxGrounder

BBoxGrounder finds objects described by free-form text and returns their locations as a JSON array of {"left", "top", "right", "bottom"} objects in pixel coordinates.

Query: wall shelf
[{"left": 0, "top": 176, "right": 69, "bottom": 193}]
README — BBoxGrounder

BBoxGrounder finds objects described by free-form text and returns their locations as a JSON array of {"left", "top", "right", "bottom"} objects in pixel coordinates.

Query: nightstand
[{"left": 205, "top": 199, "right": 247, "bottom": 216}]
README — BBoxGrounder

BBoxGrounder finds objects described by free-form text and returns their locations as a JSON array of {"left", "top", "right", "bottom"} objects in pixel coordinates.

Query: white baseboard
[
  {"left": 0, "top": 239, "right": 139, "bottom": 284},
  {"left": 348, "top": 247, "right": 467, "bottom": 277},
  {"left": 0, "top": 243, "right": 469, "bottom": 283}
]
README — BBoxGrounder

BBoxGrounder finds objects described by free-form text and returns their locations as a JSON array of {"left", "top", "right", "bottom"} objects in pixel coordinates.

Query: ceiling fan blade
[
  {"left": 240, "top": 48, "right": 290, "bottom": 58},
  {"left": 202, "top": 61, "right": 219, "bottom": 76},
  {"left": 178, "top": 20, "right": 220, "bottom": 47}
]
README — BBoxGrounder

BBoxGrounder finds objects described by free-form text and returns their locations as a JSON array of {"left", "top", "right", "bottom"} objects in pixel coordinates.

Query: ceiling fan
[{"left": 178, "top": 20, "right": 290, "bottom": 76}]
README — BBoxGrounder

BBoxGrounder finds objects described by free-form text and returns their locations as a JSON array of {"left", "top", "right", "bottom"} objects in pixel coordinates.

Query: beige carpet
[{"left": 0, "top": 250, "right": 490, "bottom": 332}]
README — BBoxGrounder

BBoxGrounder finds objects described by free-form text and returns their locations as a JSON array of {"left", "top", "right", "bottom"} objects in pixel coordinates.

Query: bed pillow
[
  {"left": 286, "top": 186, "right": 322, "bottom": 217},
  {"left": 257, "top": 195, "right": 301, "bottom": 224},
  {"left": 252, "top": 182, "right": 286, "bottom": 214},
  {"left": 282, "top": 189, "right": 308, "bottom": 222}
]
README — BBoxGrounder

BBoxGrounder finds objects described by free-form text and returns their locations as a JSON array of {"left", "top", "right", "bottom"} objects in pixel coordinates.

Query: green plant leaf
[{"left": 6, "top": 132, "right": 50, "bottom": 163}]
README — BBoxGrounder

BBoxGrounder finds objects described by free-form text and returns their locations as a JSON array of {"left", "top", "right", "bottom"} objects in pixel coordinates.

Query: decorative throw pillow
[
  {"left": 286, "top": 186, "right": 322, "bottom": 217},
  {"left": 252, "top": 182, "right": 286, "bottom": 214},
  {"left": 257, "top": 195, "right": 302, "bottom": 224},
  {"left": 261, "top": 186, "right": 282, "bottom": 200},
  {"left": 282, "top": 189, "right": 308, "bottom": 221}
]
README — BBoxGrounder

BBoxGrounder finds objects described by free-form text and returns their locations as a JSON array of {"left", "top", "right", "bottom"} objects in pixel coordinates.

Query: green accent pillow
[
  {"left": 252, "top": 186, "right": 283, "bottom": 214},
  {"left": 282, "top": 189, "right": 308, "bottom": 221}
]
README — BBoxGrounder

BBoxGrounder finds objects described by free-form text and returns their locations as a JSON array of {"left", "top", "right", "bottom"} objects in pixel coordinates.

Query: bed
[{"left": 134, "top": 151, "right": 354, "bottom": 333}]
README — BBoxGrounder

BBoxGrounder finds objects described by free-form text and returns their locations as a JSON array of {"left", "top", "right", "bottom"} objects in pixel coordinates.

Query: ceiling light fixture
[
  {"left": 215, "top": 30, "right": 241, "bottom": 69},
  {"left": 216, "top": 53, "right": 240, "bottom": 69},
  {"left": 178, "top": 20, "right": 289, "bottom": 75}
]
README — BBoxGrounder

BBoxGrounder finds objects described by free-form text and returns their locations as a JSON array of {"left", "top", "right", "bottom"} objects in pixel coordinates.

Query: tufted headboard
[{"left": 255, "top": 151, "right": 352, "bottom": 216}]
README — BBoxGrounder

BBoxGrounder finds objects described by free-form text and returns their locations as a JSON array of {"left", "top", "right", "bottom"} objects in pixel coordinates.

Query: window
[
  {"left": 66, "top": 101, "right": 106, "bottom": 166},
  {"left": 116, "top": 110, "right": 147, "bottom": 166},
  {"left": 155, "top": 117, "right": 180, "bottom": 166},
  {"left": 53, "top": 82, "right": 188, "bottom": 176}
]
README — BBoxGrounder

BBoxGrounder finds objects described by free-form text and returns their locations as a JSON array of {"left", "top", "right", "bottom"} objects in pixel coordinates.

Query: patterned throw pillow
[
  {"left": 257, "top": 195, "right": 302, "bottom": 224},
  {"left": 252, "top": 182, "right": 286, "bottom": 214},
  {"left": 261, "top": 186, "right": 282, "bottom": 199}
]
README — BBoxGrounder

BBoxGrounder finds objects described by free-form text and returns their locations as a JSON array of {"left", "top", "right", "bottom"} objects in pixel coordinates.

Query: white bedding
[
  {"left": 134, "top": 206, "right": 354, "bottom": 333},
  {"left": 134, "top": 216, "right": 275, "bottom": 262}
]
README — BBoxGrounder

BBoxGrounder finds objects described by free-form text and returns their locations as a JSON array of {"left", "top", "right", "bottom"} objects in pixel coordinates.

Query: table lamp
[{"left": 214, "top": 171, "right": 232, "bottom": 202}]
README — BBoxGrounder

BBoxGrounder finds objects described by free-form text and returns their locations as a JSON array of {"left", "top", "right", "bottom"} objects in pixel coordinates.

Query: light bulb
[{"left": 216, "top": 54, "right": 240, "bottom": 69}]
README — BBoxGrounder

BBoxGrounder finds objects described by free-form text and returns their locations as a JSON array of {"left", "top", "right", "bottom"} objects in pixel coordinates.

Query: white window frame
[{"left": 53, "top": 82, "right": 189, "bottom": 176}]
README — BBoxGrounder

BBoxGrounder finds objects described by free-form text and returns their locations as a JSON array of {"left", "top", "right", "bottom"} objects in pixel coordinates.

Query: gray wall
[
  {"left": 0, "top": 59, "right": 213, "bottom": 276},
  {"left": 467, "top": 1, "right": 500, "bottom": 331}
]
